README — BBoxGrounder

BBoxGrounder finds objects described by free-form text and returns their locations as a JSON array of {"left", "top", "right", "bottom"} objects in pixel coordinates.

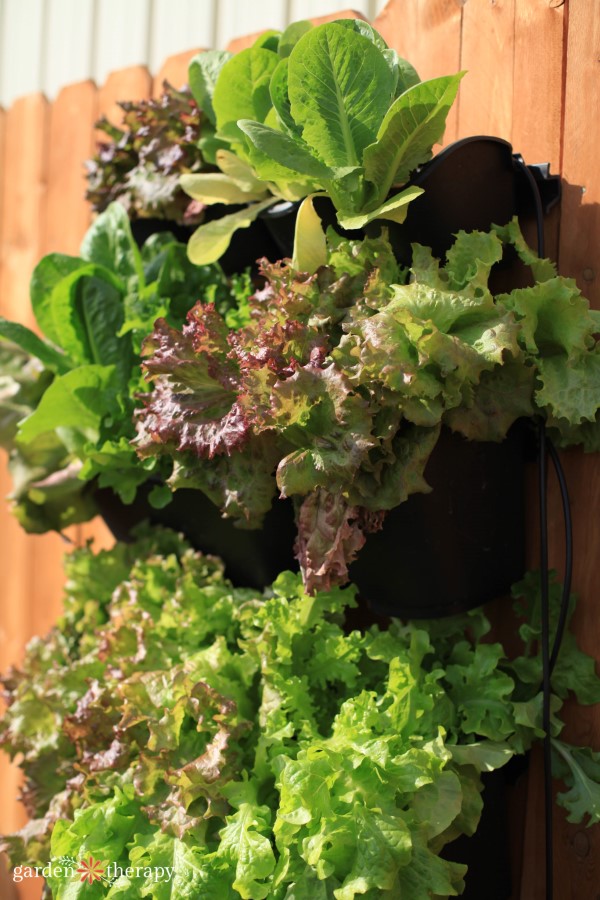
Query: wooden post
[
  {"left": 0, "top": 92, "right": 51, "bottom": 900},
  {"left": 374, "top": 0, "right": 462, "bottom": 144}
]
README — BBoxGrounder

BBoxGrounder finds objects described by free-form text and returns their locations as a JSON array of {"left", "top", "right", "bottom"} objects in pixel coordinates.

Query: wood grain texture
[
  {"left": 512, "top": 0, "right": 565, "bottom": 171},
  {"left": 0, "top": 104, "right": 21, "bottom": 879},
  {"left": 0, "top": 94, "right": 49, "bottom": 329},
  {"left": 0, "top": 95, "right": 49, "bottom": 879},
  {"left": 374, "top": 0, "right": 463, "bottom": 143},
  {"left": 43, "top": 80, "right": 97, "bottom": 257},
  {"left": 0, "top": 104, "right": 5, "bottom": 228},
  {"left": 375, "top": 0, "right": 463, "bottom": 78},
  {"left": 558, "top": 1, "right": 600, "bottom": 309},
  {"left": 29, "top": 79, "right": 100, "bottom": 671},
  {"left": 458, "top": 0, "right": 516, "bottom": 141},
  {"left": 520, "top": 2, "right": 600, "bottom": 896}
]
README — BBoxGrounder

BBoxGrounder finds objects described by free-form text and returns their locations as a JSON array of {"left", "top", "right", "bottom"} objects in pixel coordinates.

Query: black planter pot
[
  {"left": 96, "top": 422, "right": 530, "bottom": 619},
  {"left": 440, "top": 752, "right": 529, "bottom": 900},
  {"left": 349, "top": 423, "right": 530, "bottom": 619},
  {"left": 260, "top": 136, "right": 559, "bottom": 282},
  {"left": 130, "top": 206, "right": 282, "bottom": 276},
  {"left": 130, "top": 137, "right": 559, "bottom": 282},
  {"left": 95, "top": 482, "right": 297, "bottom": 591},
  {"left": 114, "top": 137, "right": 555, "bottom": 618}
]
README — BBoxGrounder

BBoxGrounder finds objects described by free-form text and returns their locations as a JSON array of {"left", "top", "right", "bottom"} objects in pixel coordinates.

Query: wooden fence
[{"left": 0, "top": 2, "right": 599, "bottom": 898}]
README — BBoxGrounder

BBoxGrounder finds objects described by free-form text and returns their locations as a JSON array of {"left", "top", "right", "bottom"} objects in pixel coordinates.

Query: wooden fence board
[
  {"left": 0, "top": 95, "right": 52, "bottom": 655},
  {"left": 0, "top": 95, "right": 49, "bottom": 900},
  {"left": 0, "top": 99, "right": 18, "bottom": 899},
  {"left": 0, "top": 95, "right": 49, "bottom": 329},
  {"left": 558, "top": 4, "right": 600, "bottom": 309},
  {"left": 374, "top": 0, "right": 462, "bottom": 144},
  {"left": 0, "top": 90, "right": 50, "bottom": 716},
  {"left": 534, "top": 3, "right": 600, "bottom": 897},
  {"left": 458, "top": 0, "right": 516, "bottom": 141},
  {"left": 512, "top": 0, "right": 565, "bottom": 171},
  {"left": 43, "top": 80, "right": 97, "bottom": 257},
  {"left": 95, "top": 65, "right": 153, "bottom": 129},
  {"left": 152, "top": 49, "right": 204, "bottom": 97},
  {"left": 0, "top": 106, "right": 4, "bottom": 226}
]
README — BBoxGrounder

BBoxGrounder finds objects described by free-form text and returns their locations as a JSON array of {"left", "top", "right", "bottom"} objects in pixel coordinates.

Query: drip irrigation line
[
  {"left": 514, "top": 156, "right": 573, "bottom": 900},
  {"left": 538, "top": 421, "right": 554, "bottom": 900},
  {"left": 547, "top": 440, "right": 573, "bottom": 674}
]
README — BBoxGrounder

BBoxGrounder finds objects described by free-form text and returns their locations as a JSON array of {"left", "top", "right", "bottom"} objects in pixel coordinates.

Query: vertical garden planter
[
  {"left": 0, "top": 13, "right": 599, "bottom": 900},
  {"left": 106, "top": 134, "right": 555, "bottom": 622}
]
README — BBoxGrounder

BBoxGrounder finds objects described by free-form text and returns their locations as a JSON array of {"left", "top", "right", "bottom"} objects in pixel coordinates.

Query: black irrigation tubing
[
  {"left": 547, "top": 439, "right": 574, "bottom": 675},
  {"left": 538, "top": 420, "right": 554, "bottom": 900},
  {"left": 514, "top": 156, "right": 574, "bottom": 900},
  {"left": 538, "top": 421, "right": 574, "bottom": 900}
]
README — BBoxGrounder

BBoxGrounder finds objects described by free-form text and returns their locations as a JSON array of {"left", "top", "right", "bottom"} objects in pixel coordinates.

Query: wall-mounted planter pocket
[
  {"left": 348, "top": 423, "right": 530, "bottom": 619},
  {"left": 112, "top": 137, "right": 556, "bottom": 621},
  {"left": 386, "top": 135, "right": 559, "bottom": 268},
  {"left": 95, "top": 483, "right": 298, "bottom": 590},
  {"left": 129, "top": 206, "right": 282, "bottom": 276},
  {"left": 96, "top": 422, "right": 531, "bottom": 619},
  {"left": 261, "top": 135, "right": 559, "bottom": 278}
]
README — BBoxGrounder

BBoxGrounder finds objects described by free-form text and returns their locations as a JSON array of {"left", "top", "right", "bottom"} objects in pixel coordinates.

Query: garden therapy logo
[
  {"left": 76, "top": 856, "right": 109, "bottom": 885},
  {"left": 12, "top": 854, "right": 176, "bottom": 887}
]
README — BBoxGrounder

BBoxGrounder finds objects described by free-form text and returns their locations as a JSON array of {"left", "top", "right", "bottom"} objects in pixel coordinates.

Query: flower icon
[{"left": 76, "top": 856, "right": 106, "bottom": 884}]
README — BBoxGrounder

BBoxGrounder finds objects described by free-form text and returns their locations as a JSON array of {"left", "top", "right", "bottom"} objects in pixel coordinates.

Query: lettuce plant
[
  {"left": 0, "top": 203, "right": 244, "bottom": 532},
  {"left": 135, "top": 222, "right": 600, "bottom": 593},
  {"left": 1, "top": 531, "right": 599, "bottom": 898},
  {"left": 85, "top": 82, "right": 210, "bottom": 225},
  {"left": 181, "top": 20, "right": 462, "bottom": 264}
]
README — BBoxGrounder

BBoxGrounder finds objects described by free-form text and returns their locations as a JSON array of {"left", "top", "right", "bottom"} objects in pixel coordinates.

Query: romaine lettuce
[
  {"left": 136, "top": 222, "right": 600, "bottom": 592},
  {"left": 182, "top": 21, "right": 463, "bottom": 264},
  {"left": 0, "top": 204, "right": 237, "bottom": 531}
]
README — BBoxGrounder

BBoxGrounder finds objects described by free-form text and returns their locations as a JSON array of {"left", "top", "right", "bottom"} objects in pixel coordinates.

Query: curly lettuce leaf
[
  {"left": 2, "top": 534, "right": 600, "bottom": 894},
  {"left": 138, "top": 224, "right": 600, "bottom": 590},
  {"left": 552, "top": 741, "right": 600, "bottom": 826}
]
